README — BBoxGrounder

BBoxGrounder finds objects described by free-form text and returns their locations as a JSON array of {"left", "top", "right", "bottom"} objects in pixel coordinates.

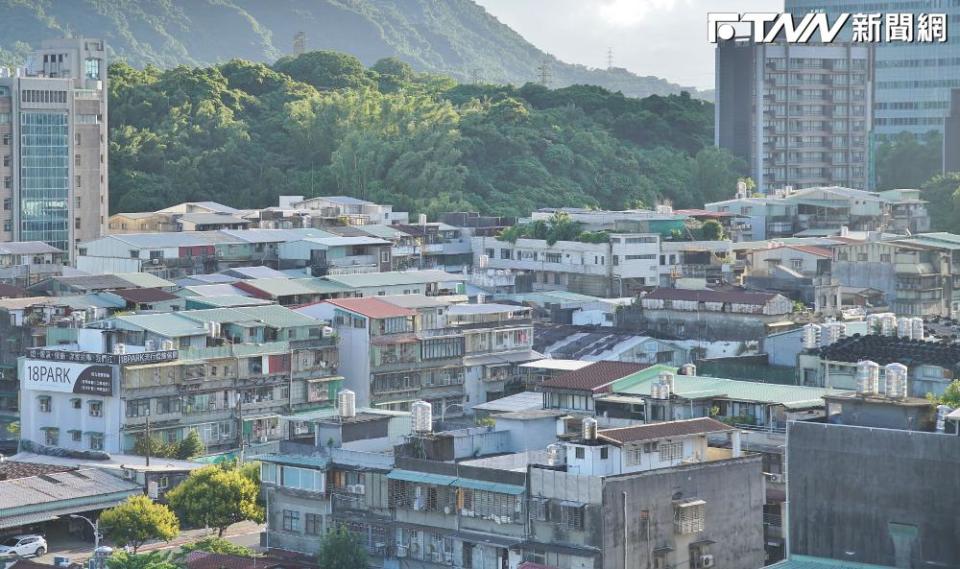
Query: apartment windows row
[
  {"left": 38, "top": 396, "right": 103, "bottom": 417},
  {"left": 21, "top": 90, "right": 67, "bottom": 104},
  {"left": 42, "top": 427, "right": 104, "bottom": 450},
  {"left": 529, "top": 498, "right": 585, "bottom": 530},
  {"left": 125, "top": 395, "right": 183, "bottom": 417}
]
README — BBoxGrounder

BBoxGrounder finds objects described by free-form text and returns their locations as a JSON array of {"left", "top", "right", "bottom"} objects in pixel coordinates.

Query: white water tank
[
  {"left": 679, "top": 363, "right": 697, "bottom": 376},
  {"left": 856, "top": 360, "right": 880, "bottom": 396},
  {"left": 897, "top": 317, "right": 913, "bottom": 339},
  {"left": 412, "top": 401, "right": 433, "bottom": 433},
  {"left": 651, "top": 382, "right": 665, "bottom": 399},
  {"left": 658, "top": 372, "right": 675, "bottom": 395},
  {"left": 884, "top": 363, "right": 909, "bottom": 399},
  {"left": 802, "top": 323, "right": 821, "bottom": 349},
  {"left": 338, "top": 389, "right": 356, "bottom": 419},
  {"left": 911, "top": 317, "right": 924, "bottom": 341},
  {"left": 582, "top": 418, "right": 598, "bottom": 441},
  {"left": 881, "top": 314, "right": 898, "bottom": 337},
  {"left": 546, "top": 443, "right": 564, "bottom": 466},
  {"left": 823, "top": 322, "right": 846, "bottom": 346},
  {"left": 936, "top": 405, "right": 953, "bottom": 433}
]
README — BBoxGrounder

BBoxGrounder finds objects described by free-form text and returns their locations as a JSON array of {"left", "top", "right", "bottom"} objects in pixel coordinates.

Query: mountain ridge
[{"left": 0, "top": 0, "right": 709, "bottom": 100}]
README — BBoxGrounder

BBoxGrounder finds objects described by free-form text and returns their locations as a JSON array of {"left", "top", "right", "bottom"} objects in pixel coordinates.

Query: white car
[{"left": 0, "top": 535, "right": 47, "bottom": 557}]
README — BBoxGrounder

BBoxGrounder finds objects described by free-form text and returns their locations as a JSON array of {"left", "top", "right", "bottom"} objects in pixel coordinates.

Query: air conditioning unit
[
  {"left": 768, "top": 473, "right": 784, "bottom": 483},
  {"left": 395, "top": 546, "right": 407, "bottom": 558},
  {"left": 701, "top": 555, "right": 715, "bottom": 568},
  {"left": 113, "top": 342, "right": 126, "bottom": 355},
  {"left": 443, "top": 506, "right": 452, "bottom": 515},
  {"left": 151, "top": 258, "right": 160, "bottom": 265}
]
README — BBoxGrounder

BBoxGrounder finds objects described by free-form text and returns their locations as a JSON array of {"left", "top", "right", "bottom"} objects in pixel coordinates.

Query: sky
[{"left": 474, "top": 0, "right": 782, "bottom": 90}]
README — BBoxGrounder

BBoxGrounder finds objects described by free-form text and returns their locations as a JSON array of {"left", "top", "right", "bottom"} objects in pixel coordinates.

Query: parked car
[{"left": 0, "top": 535, "right": 46, "bottom": 557}]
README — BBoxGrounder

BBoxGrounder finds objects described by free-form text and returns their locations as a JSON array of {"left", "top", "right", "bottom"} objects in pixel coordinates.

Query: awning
[
  {"left": 455, "top": 478, "right": 525, "bottom": 495},
  {"left": 463, "top": 350, "right": 543, "bottom": 367},
  {"left": 455, "top": 530, "right": 523, "bottom": 548},
  {"left": 387, "top": 469, "right": 457, "bottom": 486}
]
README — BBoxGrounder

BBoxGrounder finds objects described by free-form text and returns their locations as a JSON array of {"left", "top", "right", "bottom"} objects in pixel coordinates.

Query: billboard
[
  {"left": 25, "top": 348, "right": 178, "bottom": 366},
  {"left": 22, "top": 360, "right": 114, "bottom": 396}
]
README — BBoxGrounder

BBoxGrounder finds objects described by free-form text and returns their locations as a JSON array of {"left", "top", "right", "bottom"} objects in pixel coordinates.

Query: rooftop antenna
[
  {"left": 293, "top": 32, "right": 306, "bottom": 56},
  {"left": 536, "top": 59, "right": 551, "bottom": 87},
  {"left": 607, "top": 47, "right": 614, "bottom": 70}
]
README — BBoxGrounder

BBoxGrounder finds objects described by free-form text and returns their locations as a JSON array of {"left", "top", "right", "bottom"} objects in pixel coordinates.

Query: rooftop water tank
[{"left": 412, "top": 401, "right": 433, "bottom": 433}]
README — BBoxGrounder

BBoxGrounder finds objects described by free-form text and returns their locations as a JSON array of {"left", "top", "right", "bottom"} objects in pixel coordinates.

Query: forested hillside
[
  {"left": 0, "top": 0, "right": 706, "bottom": 100},
  {"left": 107, "top": 52, "right": 745, "bottom": 217}
]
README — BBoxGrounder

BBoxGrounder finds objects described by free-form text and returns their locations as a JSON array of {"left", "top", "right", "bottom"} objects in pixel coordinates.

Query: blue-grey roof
[{"left": 764, "top": 555, "right": 894, "bottom": 569}]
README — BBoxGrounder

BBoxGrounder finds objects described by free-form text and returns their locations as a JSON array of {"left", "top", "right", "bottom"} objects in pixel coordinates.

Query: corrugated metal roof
[
  {"left": 764, "top": 555, "right": 894, "bottom": 569},
  {"left": 326, "top": 270, "right": 463, "bottom": 288},
  {"left": 185, "top": 295, "right": 273, "bottom": 308},
  {"left": 113, "top": 272, "right": 176, "bottom": 289},
  {"left": 598, "top": 418, "right": 732, "bottom": 445},
  {"left": 0, "top": 242, "right": 63, "bottom": 255},
  {"left": 324, "top": 297, "right": 415, "bottom": 319},
  {"left": 387, "top": 469, "right": 457, "bottom": 486},
  {"left": 0, "top": 468, "right": 141, "bottom": 511},
  {"left": 644, "top": 288, "right": 779, "bottom": 305},
  {"left": 180, "top": 284, "right": 250, "bottom": 298},
  {"left": 235, "top": 278, "right": 319, "bottom": 298},
  {"left": 542, "top": 361, "right": 648, "bottom": 391},
  {"left": 116, "top": 313, "right": 207, "bottom": 337},
  {"left": 472, "top": 392, "right": 544, "bottom": 413}
]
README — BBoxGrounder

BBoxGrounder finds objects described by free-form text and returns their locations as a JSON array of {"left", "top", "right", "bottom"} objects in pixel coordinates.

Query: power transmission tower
[
  {"left": 293, "top": 31, "right": 306, "bottom": 56},
  {"left": 607, "top": 47, "right": 614, "bottom": 70},
  {"left": 470, "top": 67, "right": 483, "bottom": 85},
  {"left": 536, "top": 59, "right": 551, "bottom": 87}
]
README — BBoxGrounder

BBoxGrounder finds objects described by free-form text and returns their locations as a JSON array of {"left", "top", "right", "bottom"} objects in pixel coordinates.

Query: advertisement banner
[{"left": 22, "top": 360, "right": 114, "bottom": 396}]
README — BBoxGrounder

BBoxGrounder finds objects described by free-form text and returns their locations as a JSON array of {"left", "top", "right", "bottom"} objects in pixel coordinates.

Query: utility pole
[
  {"left": 144, "top": 408, "right": 151, "bottom": 467},
  {"left": 236, "top": 395, "right": 246, "bottom": 466},
  {"left": 536, "top": 59, "right": 551, "bottom": 87}
]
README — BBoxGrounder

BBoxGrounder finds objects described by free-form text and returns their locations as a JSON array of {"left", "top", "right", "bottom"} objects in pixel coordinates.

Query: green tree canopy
[
  {"left": 929, "top": 380, "right": 960, "bottom": 407},
  {"left": 99, "top": 496, "right": 179, "bottom": 553},
  {"left": 921, "top": 172, "right": 960, "bottom": 233},
  {"left": 318, "top": 525, "right": 368, "bottom": 569},
  {"left": 166, "top": 465, "right": 264, "bottom": 536},
  {"left": 176, "top": 430, "right": 205, "bottom": 459},
  {"left": 876, "top": 131, "right": 944, "bottom": 190},
  {"left": 178, "top": 537, "right": 254, "bottom": 559},
  {"left": 700, "top": 219, "right": 725, "bottom": 241},
  {"left": 106, "top": 551, "right": 178, "bottom": 569}
]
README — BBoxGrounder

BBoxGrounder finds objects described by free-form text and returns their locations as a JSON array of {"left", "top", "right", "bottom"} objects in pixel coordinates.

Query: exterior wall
[
  {"left": 619, "top": 307, "right": 776, "bottom": 342},
  {"left": 601, "top": 456, "right": 765, "bottom": 569},
  {"left": 788, "top": 421, "right": 960, "bottom": 566}
]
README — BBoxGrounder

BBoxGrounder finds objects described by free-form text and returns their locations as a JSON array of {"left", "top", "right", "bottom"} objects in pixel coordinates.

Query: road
[{"left": 35, "top": 521, "right": 263, "bottom": 565}]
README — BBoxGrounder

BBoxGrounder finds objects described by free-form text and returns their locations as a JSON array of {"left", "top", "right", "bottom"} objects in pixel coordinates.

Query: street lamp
[{"left": 69, "top": 514, "right": 104, "bottom": 565}]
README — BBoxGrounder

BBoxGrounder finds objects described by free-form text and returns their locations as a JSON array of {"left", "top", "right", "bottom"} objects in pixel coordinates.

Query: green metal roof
[
  {"left": 613, "top": 365, "right": 837, "bottom": 408},
  {"left": 253, "top": 453, "right": 329, "bottom": 468},
  {"left": 243, "top": 278, "right": 320, "bottom": 297},
  {"left": 455, "top": 478, "right": 525, "bottom": 495},
  {"left": 116, "top": 313, "right": 207, "bottom": 337},
  {"left": 895, "top": 232, "right": 960, "bottom": 251},
  {"left": 181, "top": 305, "right": 320, "bottom": 329},
  {"left": 765, "top": 555, "right": 894, "bottom": 569},
  {"left": 388, "top": 469, "right": 457, "bottom": 486},
  {"left": 185, "top": 295, "right": 273, "bottom": 308}
]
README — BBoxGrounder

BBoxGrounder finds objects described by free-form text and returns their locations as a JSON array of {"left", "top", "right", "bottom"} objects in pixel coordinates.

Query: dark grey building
[
  {"left": 946, "top": 89, "right": 960, "bottom": 174},
  {"left": 787, "top": 420, "right": 960, "bottom": 566},
  {"left": 715, "top": 41, "right": 873, "bottom": 192}
]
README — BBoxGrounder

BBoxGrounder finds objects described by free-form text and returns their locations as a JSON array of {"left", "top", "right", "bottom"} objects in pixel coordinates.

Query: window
[
  {"left": 305, "top": 513, "right": 321, "bottom": 535},
  {"left": 70, "top": 430, "right": 82, "bottom": 442},
  {"left": 71, "top": 398, "right": 81, "bottom": 409},
  {"left": 625, "top": 445, "right": 643, "bottom": 466},
  {"left": 3, "top": 198, "right": 11, "bottom": 211},
  {"left": 674, "top": 500, "right": 705, "bottom": 534},
  {"left": 126, "top": 399, "right": 150, "bottom": 417},
  {"left": 281, "top": 510, "right": 300, "bottom": 532},
  {"left": 44, "top": 428, "right": 59, "bottom": 446},
  {"left": 38, "top": 396, "right": 52, "bottom": 413},
  {"left": 600, "top": 447, "right": 609, "bottom": 460},
  {"left": 89, "top": 433, "right": 104, "bottom": 451},
  {"left": 659, "top": 442, "right": 682, "bottom": 462},
  {"left": 89, "top": 400, "right": 103, "bottom": 417},
  {"left": 2, "top": 155, "right": 8, "bottom": 167},
  {"left": 529, "top": 498, "right": 548, "bottom": 521},
  {"left": 575, "top": 447, "right": 585, "bottom": 459},
  {"left": 559, "top": 504, "right": 585, "bottom": 529},
  {"left": 880, "top": 253, "right": 891, "bottom": 263},
  {"left": 75, "top": 217, "right": 81, "bottom": 230}
]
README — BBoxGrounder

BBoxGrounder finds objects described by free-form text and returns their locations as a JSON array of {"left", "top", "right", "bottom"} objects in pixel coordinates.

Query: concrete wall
[
  {"left": 619, "top": 307, "right": 771, "bottom": 342},
  {"left": 601, "top": 456, "right": 766, "bottom": 569},
  {"left": 788, "top": 421, "right": 960, "bottom": 567}
]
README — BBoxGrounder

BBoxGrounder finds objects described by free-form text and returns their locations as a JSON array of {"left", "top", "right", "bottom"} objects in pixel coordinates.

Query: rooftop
[
  {"left": 471, "top": 391, "right": 545, "bottom": 414},
  {"left": 813, "top": 334, "right": 960, "bottom": 368},
  {"left": 518, "top": 358, "right": 594, "bottom": 372},
  {"left": 325, "top": 270, "right": 464, "bottom": 289},
  {"left": 613, "top": 364, "right": 836, "bottom": 408},
  {"left": 598, "top": 417, "right": 733, "bottom": 445},
  {"left": 113, "top": 272, "right": 176, "bottom": 289},
  {"left": 0, "top": 461, "right": 74, "bottom": 481},
  {"left": 0, "top": 468, "right": 142, "bottom": 511},
  {"left": 379, "top": 294, "right": 451, "bottom": 309},
  {"left": 323, "top": 297, "right": 416, "bottom": 319},
  {"left": 764, "top": 555, "right": 895, "bottom": 569},
  {"left": 643, "top": 287, "right": 779, "bottom": 305},
  {"left": 0, "top": 241, "right": 63, "bottom": 255},
  {"left": 541, "top": 360, "right": 649, "bottom": 392},
  {"left": 448, "top": 302, "right": 528, "bottom": 316},
  {"left": 109, "top": 288, "right": 180, "bottom": 303}
]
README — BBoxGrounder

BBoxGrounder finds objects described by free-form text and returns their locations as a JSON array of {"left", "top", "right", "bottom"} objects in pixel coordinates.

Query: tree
[
  {"left": 318, "top": 525, "right": 368, "bottom": 569},
  {"left": 178, "top": 537, "right": 254, "bottom": 559},
  {"left": 106, "top": 551, "right": 178, "bottom": 569},
  {"left": 921, "top": 172, "right": 960, "bottom": 233},
  {"left": 166, "top": 466, "right": 264, "bottom": 536},
  {"left": 876, "top": 131, "right": 943, "bottom": 190},
  {"left": 133, "top": 435, "right": 177, "bottom": 459},
  {"left": 928, "top": 380, "right": 960, "bottom": 407},
  {"left": 176, "top": 430, "right": 205, "bottom": 459},
  {"left": 700, "top": 219, "right": 725, "bottom": 241},
  {"left": 98, "top": 496, "right": 179, "bottom": 553}
]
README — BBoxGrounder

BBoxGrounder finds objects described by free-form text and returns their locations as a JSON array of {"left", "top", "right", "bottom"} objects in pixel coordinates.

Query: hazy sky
[{"left": 474, "top": 0, "right": 782, "bottom": 89}]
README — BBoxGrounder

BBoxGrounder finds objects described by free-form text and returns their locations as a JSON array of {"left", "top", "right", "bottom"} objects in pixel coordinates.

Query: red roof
[
  {"left": 111, "top": 288, "right": 179, "bottom": 303},
  {"left": 0, "top": 282, "right": 26, "bottom": 298},
  {"left": 541, "top": 361, "right": 648, "bottom": 392},
  {"left": 183, "top": 552, "right": 289, "bottom": 569},
  {"left": 643, "top": 287, "right": 778, "bottom": 306},
  {"left": 324, "top": 297, "right": 415, "bottom": 319},
  {"left": 599, "top": 417, "right": 733, "bottom": 445}
]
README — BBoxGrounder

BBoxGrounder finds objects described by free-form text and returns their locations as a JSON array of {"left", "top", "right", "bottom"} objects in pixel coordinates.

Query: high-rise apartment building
[
  {"left": 946, "top": 88, "right": 960, "bottom": 171},
  {"left": 787, "top": 0, "right": 960, "bottom": 138},
  {"left": 715, "top": 41, "right": 872, "bottom": 192},
  {"left": 0, "top": 38, "right": 108, "bottom": 259}
]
